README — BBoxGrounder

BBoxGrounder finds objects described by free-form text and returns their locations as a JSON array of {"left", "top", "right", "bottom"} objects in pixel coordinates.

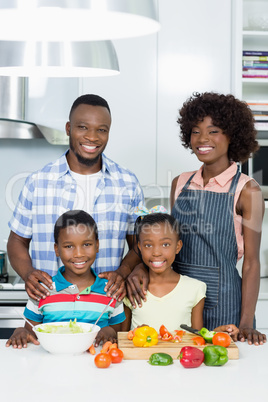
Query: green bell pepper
[
  {"left": 199, "top": 327, "right": 216, "bottom": 343},
  {"left": 203, "top": 345, "right": 229, "bottom": 366},
  {"left": 148, "top": 352, "right": 173, "bottom": 366}
]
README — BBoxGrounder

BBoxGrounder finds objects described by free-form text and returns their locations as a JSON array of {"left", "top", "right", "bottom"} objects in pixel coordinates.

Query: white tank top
[{"left": 70, "top": 170, "right": 102, "bottom": 213}]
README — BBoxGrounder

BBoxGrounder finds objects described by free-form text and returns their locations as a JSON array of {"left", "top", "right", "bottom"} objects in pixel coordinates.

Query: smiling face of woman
[{"left": 190, "top": 116, "right": 230, "bottom": 169}]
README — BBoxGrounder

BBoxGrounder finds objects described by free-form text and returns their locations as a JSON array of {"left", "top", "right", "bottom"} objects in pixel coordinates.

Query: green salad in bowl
[{"left": 33, "top": 319, "right": 100, "bottom": 355}]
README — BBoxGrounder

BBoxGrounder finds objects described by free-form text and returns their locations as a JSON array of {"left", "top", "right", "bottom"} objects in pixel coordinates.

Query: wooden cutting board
[{"left": 117, "top": 332, "right": 239, "bottom": 360}]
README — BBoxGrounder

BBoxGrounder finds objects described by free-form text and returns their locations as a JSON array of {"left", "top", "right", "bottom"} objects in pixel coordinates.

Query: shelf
[
  {"left": 242, "top": 78, "right": 268, "bottom": 83},
  {"left": 243, "top": 30, "right": 268, "bottom": 36}
]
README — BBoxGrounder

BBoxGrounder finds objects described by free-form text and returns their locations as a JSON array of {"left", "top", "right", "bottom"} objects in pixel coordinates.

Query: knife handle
[{"left": 180, "top": 324, "right": 200, "bottom": 335}]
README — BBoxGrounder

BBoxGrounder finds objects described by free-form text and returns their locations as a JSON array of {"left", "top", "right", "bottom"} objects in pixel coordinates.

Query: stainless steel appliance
[
  {"left": 242, "top": 139, "right": 268, "bottom": 199},
  {"left": 0, "top": 250, "right": 8, "bottom": 283},
  {"left": 0, "top": 76, "right": 68, "bottom": 144},
  {"left": 0, "top": 276, "right": 27, "bottom": 339}
]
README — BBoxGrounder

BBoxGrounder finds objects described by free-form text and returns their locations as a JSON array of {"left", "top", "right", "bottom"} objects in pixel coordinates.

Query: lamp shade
[
  {"left": 0, "top": 0, "right": 160, "bottom": 41},
  {"left": 0, "top": 41, "right": 120, "bottom": 77}
]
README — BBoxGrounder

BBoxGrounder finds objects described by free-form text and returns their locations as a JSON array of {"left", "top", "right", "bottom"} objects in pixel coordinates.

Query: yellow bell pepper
[{"left": 132, "top": 326, "right": 159, "bottom": 347}]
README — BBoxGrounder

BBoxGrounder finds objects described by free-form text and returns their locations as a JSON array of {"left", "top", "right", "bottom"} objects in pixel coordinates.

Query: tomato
[
  {"left": 108, "top": 348, "right": 124, "bottom": 364},
  {"left": 94, "top": 352, "right": 112, "bottom": 368},
  {"left": 159, "top": 325, "right": 173, "bottom": 341},
  {"left": 212, "top": 332, "right": 231, "bottom": 348}
]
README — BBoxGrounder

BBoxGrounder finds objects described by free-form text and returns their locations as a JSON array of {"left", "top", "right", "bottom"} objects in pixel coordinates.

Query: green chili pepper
[
  {"left": 203, "top": 345, "right": 229, "bottom": 366},
  {"left": 148, "top": 352, "right": 173, "bottom": 366},
  {"left": 199, "top": 327, "right": 217, "bottom": 343}
]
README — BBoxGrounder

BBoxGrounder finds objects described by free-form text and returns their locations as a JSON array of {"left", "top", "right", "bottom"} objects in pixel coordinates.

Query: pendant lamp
[
  {"left": 0, "top": 0, "right": 160, "bottom": 41},
  {"left": 0, "top": 41, "right": 120, "bottom": 77}
]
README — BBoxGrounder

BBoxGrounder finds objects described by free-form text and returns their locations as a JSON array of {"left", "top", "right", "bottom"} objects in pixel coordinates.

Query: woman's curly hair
[{"left": 178, "top": 92, "right": 259, "bottom": 163}]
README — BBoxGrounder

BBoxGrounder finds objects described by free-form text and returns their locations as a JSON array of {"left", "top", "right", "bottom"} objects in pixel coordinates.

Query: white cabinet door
[
  {"left": 156, "top": 0, "right": 233, "bottom": 186},
  {"left": 81, "top": 35, "right": 158, "bottom": 187}
]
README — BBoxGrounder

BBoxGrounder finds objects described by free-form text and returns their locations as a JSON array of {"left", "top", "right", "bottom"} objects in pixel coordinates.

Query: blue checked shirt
[{"left": 9, "top": 151, "right": 144, "bottom": 276}]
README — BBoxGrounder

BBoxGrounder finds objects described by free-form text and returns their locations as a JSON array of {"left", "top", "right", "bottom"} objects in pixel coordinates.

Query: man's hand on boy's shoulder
[
  {"left": 98, "top": 270, "right": 126, "bottom": 301},
  {"left": 25, "top": 269, "right": 53, "bottom": 301}
]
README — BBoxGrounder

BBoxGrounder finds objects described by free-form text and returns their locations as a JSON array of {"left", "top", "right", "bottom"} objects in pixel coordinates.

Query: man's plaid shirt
[{"left": 9, "top": 151, "right": 144, "bottom": 276}]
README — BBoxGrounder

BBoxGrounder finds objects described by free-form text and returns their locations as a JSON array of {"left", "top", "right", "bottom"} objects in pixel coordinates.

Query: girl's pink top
[{"left": 173, "top": 162, "right": 253, "bottom": 261}]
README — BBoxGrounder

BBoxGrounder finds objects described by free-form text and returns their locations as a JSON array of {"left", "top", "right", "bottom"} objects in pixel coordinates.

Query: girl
[
  {"left": 170, "top": 92, "right": 266, "bottom": 345},
  {"left": 123, "top": 210, "right": 238, "bottom": 336}
]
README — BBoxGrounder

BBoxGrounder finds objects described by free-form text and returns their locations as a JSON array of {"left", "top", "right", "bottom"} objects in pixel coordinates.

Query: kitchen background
[{"left": 0, "top": 0, "right": 267, "bottom": 329}]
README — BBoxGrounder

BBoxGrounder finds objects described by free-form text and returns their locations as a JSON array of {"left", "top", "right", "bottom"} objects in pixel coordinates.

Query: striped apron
[{"left": 172, "top": 167, "right": 242, "bottom": 330}]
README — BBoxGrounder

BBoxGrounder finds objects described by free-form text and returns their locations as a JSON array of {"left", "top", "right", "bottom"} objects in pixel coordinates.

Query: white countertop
[{"left": 0, "top": 336, "right": 267, "bottom": 402}]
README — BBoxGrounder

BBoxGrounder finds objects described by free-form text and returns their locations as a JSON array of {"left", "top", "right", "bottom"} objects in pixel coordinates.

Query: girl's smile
[{"left": 138, "top": 222, "right": 182, "bottom": 275}]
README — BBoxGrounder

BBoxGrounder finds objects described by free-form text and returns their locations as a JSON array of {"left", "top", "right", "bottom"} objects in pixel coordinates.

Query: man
[{"left": 7, "top": 94, "right": 143, "bottom": 301}]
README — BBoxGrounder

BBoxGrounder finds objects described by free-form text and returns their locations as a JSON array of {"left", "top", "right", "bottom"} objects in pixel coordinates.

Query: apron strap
[
  {"left": 228, "top": 165, "right": 241, "bottom": 194},
  {"left": 182, "top": 173, "right": 196, "bottom": 191}
]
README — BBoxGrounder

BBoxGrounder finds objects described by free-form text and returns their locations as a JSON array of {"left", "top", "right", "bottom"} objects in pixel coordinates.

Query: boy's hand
[
  {"left": 5, "top": 327, "right": 40, "bottom": 349},
  {"left": 238, "top": 327, "right": 267, "bottom": 346},
  {"left": 98, "top": 271, "right": 126, "bottom": 301},
  {"left": 126, "top": 263, "right": 149, "bottom": 308},
  {"left": 94, "top": 326, "right": 117, "bottom": 347}
]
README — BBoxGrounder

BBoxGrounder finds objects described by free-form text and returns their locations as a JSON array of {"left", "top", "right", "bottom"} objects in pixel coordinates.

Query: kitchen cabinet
[
  {"left": 232, "top": 0, "right": 268, "bottom": 100},
  {"left": 232, "top": 0, "right": 268, "bottom": 208}
]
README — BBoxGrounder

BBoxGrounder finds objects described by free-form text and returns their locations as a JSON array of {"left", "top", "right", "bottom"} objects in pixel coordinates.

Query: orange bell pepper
[{"left": 192, "top": 336, "right": 206, "bottom": 346}]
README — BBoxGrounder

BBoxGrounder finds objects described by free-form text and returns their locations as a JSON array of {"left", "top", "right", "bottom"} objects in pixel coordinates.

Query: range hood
[{"left": 0, "top": 77, "right": 68, "bottom": 145}]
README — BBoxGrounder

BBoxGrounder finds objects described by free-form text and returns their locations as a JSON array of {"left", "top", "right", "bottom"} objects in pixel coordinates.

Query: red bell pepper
[{"left": 179, "top": 346, "right": 204, "bottom": 368}]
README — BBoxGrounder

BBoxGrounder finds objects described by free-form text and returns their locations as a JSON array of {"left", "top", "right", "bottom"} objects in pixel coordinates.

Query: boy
[{"left": 6, "top": 210, "right": 125, "bottom": 349}]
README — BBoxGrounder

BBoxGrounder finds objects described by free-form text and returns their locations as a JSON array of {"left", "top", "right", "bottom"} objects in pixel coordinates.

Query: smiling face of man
[{"left": 66, "top": 103, "right": 111, "bottom": 174}]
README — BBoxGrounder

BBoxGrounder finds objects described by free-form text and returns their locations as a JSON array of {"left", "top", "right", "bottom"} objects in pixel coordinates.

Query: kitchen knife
[{"left": 180, "top": 324, "right": 202, "bottom": 337}]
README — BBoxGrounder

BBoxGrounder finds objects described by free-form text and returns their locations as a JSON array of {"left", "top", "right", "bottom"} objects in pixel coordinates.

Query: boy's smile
[{"left": 54, "top": 224, "right": 99, "bottom": 280}]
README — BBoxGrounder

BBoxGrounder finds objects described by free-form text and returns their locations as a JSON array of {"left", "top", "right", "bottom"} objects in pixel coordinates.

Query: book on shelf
[
  {"left": 243, "top": 62, "right": 268, "bottom": 69},
  {"left": 243, "top": 75, "right": 268, "bottom": 78},
  {"left": 253, "top": 114, "right": 268, "bottom": 123},
  {"left": 251, "top": 111, "right": 268, "bottom": 116},
  {"left": 243, "top": 51, "right": 268, "bottom": 56},
  {"left": 255, "top": 122, "right": 268, "bottom": 130},
  {"left": 243, "top": 69, "right": 268, "bottom": 76},
  {"left": 242, "top": 56, "right": 268, "bottom": 61},
  {"left": 246, "top": 102, "right": 268, "bottom": 112}
]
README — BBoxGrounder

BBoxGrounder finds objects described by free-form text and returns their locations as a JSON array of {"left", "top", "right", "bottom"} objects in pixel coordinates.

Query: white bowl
[{"left": 33, "top": 322, "right": 100, "bottom": 355}]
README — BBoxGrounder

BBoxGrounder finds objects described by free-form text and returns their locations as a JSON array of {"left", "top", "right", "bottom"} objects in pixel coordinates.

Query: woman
[{"left": 170, "top": 92, "right": 265, "bottom": 345}]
